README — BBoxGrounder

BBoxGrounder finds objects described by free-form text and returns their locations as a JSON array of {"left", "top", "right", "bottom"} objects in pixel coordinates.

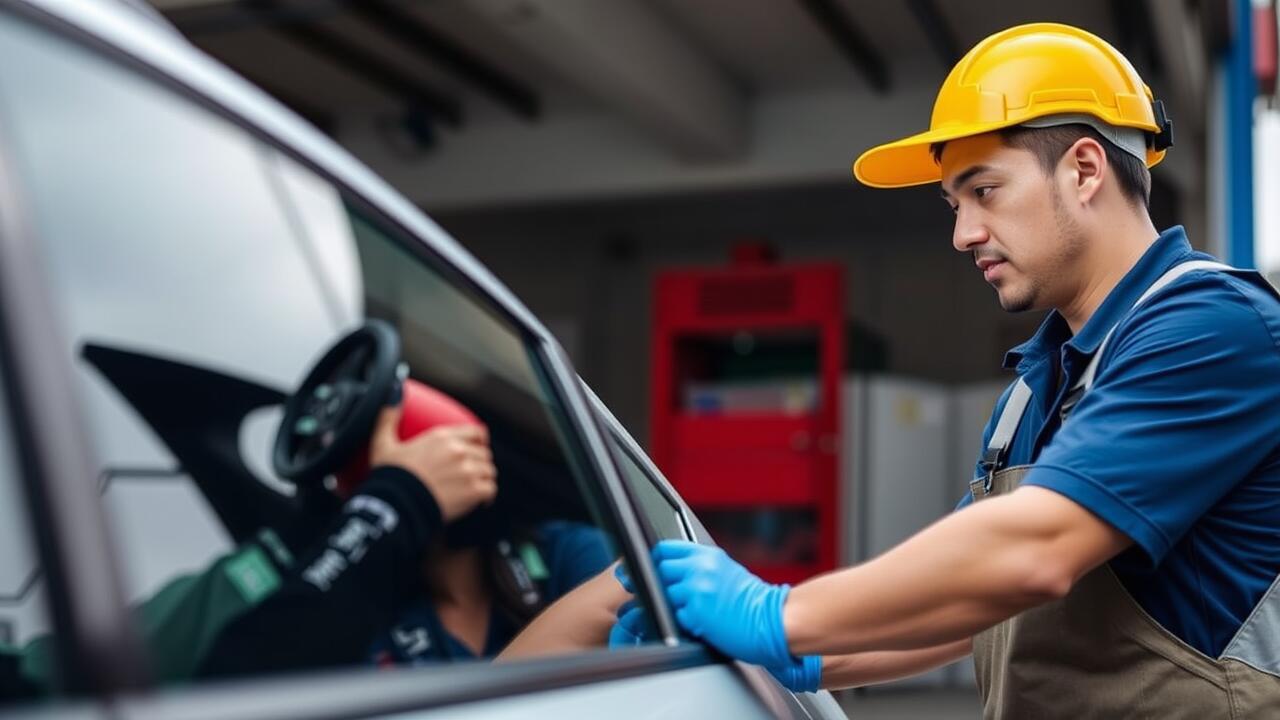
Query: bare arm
[
  {"left": 785, "top": 486, "right": 1131, "bottom": 656},
  {"left": 496, "top": 563, "right": 630, "bottom": 661},
  {"left": 819, "top": 638, "right": 972, "bottom": 690}
]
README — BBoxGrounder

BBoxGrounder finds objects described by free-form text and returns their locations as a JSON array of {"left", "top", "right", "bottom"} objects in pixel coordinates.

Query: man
[{"left": 640, "top": 23, "right": 1280, "bottom": 717}]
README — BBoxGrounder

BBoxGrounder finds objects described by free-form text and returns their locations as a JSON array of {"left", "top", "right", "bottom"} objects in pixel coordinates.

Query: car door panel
[
  {"left": 387, "top": 665, "right": 775, "bottom": 720},
  {"left": 115, "top": 647, "right": 777, "bottom": 720}
]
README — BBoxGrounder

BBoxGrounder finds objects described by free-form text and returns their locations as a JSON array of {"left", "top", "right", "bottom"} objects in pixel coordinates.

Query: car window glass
[
  {"left": 0, "top": 357, "right": 60, "bottom": 705},
  {"left": 608, "top": 433, "right": 687, "bottom": 541},
  {"left": 0, "top": 12, "right": 657, "bottom": 692}
]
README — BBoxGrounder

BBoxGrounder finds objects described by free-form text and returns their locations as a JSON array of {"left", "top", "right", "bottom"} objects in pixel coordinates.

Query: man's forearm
[
  {"left": 784, "top": 487, "right": 1129, "bottom": 656},
  {"left": 820, "top": 638, "right": 972, "bottom": 690}
]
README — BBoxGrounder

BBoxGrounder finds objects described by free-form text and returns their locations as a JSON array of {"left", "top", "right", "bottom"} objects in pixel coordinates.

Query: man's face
[{"left": 938, "top": 133, "right": 1084, "bottom": 313}]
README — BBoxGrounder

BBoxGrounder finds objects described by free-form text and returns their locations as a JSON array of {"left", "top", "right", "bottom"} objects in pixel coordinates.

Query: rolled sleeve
[
  {"left": 1030, "top": 276, "right": 1280, "bottom": 566},
  {"left": 1022, "top": 464, "right": 1172, "bottom": 562}
]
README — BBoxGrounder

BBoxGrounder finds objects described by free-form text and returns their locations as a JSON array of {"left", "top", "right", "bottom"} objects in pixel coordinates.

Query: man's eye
[{"left": 974, "top": 186, "right": 993, "bottom": 199}]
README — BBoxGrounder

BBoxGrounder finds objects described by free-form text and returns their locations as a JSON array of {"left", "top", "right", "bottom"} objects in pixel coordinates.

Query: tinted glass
[{"left": 608, "top": 434, "right": 687, "bottom": 541}]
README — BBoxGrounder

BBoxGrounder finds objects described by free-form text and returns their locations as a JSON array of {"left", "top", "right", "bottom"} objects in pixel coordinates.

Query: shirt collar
[
  {"left": 1002, "top": 312, "right": 1069, "bottom": 372},
  {"left": 1001, "top": 226, "right": 1196, "bottom": 372}
]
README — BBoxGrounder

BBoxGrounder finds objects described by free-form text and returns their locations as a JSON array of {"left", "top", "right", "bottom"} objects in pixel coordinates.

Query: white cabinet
[{"left": 840, "top": 375, "right": 1008, "bottom": 690}]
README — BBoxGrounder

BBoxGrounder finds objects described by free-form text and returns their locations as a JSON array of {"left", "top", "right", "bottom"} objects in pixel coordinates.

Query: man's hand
[
  {"left": 617, "top": 555, "right": 818, "bottom": 689},
  {"left": 369, "top": 405, "right": 496, "bottom": 521},
  {"left": 652, "top": 540, "right": 793, "bottom": 668}
]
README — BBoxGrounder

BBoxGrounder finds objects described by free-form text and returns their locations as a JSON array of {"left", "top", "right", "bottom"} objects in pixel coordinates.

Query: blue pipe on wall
[{"left": 1227, "top": 0, "right": 1256, "bottom": 267}]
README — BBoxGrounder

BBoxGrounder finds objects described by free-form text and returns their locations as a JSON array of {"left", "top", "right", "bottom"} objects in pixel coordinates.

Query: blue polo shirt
[{"left": 958, "top": 226, "right": 1280, "bottom": 658}]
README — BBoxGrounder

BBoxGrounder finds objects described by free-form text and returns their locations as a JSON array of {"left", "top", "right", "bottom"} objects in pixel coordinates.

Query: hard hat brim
[
  {"left": 853, "top": 120, "right": 1167, "bottom": 189},
  {"left": 852, "top": 121, "right": 1015, "bottom": 188}
]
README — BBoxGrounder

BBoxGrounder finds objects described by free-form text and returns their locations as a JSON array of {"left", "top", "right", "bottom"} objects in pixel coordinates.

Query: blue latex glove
[
  {"left": 766, "top": 655, "right": 823, "bottom": 693},
  {"left": 652, "top": 540, "right": 794, "bottom": 668},
  {"left": 609, "top": 599, "right": 649, "bottom": 648},
  {"left": 614, "top": 562, "right": 634, "bottom": 593}
]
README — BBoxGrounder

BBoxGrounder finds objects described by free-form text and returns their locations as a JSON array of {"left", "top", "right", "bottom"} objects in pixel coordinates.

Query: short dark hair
[{"left": 931, "top": 124, "right": 1151, "bottom": 207}]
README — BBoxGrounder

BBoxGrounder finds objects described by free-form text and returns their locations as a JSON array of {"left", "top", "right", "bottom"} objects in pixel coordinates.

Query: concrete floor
[{"left": 837, "top": 688, "right": 981, "bottom": 719}]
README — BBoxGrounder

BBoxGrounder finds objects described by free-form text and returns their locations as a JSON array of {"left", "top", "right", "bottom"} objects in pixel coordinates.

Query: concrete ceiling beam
[{"left": 460, "top": 0, "right": 748, "bottom": 161}]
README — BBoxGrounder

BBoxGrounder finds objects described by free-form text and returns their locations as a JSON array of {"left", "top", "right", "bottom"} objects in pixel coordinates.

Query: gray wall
[
  {"left": 437, "top": 175, "right": 1187, "bottom": 447},
  {"left": 437, "top": 181, "right": 1051, "bottom": 446}
]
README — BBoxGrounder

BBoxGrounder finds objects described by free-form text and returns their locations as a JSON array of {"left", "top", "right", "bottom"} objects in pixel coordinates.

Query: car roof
[{"left": 14, "top": 0, "right": 551, "bottom": 343}]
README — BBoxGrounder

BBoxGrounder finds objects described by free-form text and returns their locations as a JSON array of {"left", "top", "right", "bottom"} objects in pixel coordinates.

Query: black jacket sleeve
[{"left": 197, "top": 466, "right": 441, "bottom": 678}]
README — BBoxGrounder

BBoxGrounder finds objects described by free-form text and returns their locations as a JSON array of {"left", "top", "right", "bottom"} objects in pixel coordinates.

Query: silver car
[{"left": 0, "top": 1, "right": 845, "bottom": 717}]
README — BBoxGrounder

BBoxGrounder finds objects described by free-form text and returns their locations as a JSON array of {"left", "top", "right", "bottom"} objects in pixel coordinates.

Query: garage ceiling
[
  {"left": 145, "top": 0, "right": 1210, "bottom": 209},
  {"left": 154, "top": 0, "right": 1181, "bottom": 138}
]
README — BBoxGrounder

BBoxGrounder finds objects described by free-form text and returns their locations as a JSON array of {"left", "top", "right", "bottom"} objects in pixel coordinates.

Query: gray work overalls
[{"left": 970, "top": 260, "right": 1280, "bottom": 718}]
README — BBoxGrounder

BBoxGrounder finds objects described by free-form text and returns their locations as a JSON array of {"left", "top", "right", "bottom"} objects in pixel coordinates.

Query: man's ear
[{"left": 1064, "top": 137, "right": 1107, "bottom": 205}]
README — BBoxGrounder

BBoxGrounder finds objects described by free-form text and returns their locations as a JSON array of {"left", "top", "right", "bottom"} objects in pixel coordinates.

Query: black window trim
[
  {"left": 586, "top": 386, "right": 696, "bottom": 542},
  {"left": 0, "top": 0, "right": 710, "bottom": 709},
  {"left": 609, "top": 433, "right": 694, "bottom": 542},
  {"left": 533, "top": 341, "right": 681, "bottom": 644}
]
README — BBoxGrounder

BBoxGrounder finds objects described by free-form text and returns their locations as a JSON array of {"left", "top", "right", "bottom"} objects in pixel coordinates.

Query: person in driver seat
[
  {"left": 360, "top": 381, "right": 625, "bottom": 666},
  {"left": 194, "top": 389, "right": 502, "bottom": 678},
  {"left": 198, "top": 380, "right": 631, "bottom": 678}
]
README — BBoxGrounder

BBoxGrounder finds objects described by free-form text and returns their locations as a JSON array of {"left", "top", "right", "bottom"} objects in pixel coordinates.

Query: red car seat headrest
[{"left": 397, "top": 378, "right": 482, "bottom": 439}]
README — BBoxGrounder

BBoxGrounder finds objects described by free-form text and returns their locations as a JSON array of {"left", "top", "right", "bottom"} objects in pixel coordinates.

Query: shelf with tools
[{"left": 651, "top": 258, "right": 843, "bottom": 585}]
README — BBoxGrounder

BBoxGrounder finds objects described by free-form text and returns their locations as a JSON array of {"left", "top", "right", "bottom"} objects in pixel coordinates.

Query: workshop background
[{"left": 148, "top": 0, "right": 1279, "bottom": 717}]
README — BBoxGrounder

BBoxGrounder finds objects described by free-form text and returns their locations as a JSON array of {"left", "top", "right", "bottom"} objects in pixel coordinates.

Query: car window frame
[
  {"left": 0, "top": 1, "right": 706, "bottom": 713},
  {"left": 605, "top": 433, "right": 686, "bottom": 542},
  {"left": 587, "top": 394, "right": 843, "bottom": 719},
  {"left": 584, "top": 384, "right": 695, "bottom": 542}
]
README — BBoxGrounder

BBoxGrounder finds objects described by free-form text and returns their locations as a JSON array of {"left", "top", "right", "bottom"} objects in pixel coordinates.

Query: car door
[{"left": 0, "top": 2, "right": 794, "bottom": 718}]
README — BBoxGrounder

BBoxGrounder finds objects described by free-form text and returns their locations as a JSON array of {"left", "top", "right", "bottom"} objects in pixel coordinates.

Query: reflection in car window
[
  {"left": 0, "top": 12, "right": 649, "bottom": 691},
  {"left": 609, "top": 435, "right": 687, "bottom": 541}
]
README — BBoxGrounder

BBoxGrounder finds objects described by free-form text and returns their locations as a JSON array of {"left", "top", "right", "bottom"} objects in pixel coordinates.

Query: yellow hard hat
[{"left": 853, "top": 23, "right": 1172, "bottom": 188}]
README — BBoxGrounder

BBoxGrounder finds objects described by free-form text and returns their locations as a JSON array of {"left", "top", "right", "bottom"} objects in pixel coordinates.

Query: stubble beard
[{"left": 996, "top": 186, "right": 1086, "bottom": 314}]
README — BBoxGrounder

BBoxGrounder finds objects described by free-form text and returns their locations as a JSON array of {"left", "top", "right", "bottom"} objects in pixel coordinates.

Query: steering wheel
[{"left": 273, "top": 319, "right": 403, "bottom": 483}]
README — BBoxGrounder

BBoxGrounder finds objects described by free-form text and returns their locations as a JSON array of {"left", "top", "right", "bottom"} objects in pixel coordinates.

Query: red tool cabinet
[{"left": 651, "top": 260, "right": 844, "bottom": 584}]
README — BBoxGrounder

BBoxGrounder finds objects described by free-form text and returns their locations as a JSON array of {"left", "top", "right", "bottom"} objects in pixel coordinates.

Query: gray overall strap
[
  {"left": 1074, "top": 260, "right": 1233, "bottom": 392},
  {"left": 972, "top": 378, "right": 1033, "bottom": 498},
  {"left": 972, "top": 259, "right": 1233, "bottom": 499}
]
